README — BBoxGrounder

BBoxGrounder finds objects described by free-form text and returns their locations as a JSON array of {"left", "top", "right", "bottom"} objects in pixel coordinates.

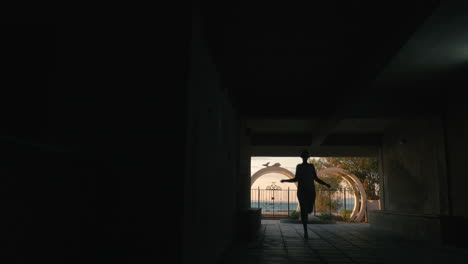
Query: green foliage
[
  {"left": 288, "top": 210, "right": 300, "bottom": 219},
  {"left": 318, "top": 157, "right": 380, "bottom": 200},
  {"left": 317, "top": 212, "right": 334, "bottom": 222},
  {"left": 308, "top": 158, "right": 327, "bottom": 170},
  {"left": 340, "top": 209, "right": 352, "bottom": 222}
]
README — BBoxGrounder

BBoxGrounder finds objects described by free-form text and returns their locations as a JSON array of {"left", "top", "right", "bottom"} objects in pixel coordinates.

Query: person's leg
[{"left": 301, "top": 209, "right": 308, "bottom": 239}]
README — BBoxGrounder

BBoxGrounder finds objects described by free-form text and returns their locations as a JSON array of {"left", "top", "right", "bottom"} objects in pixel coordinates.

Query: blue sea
[{"left": 250, "top": 200, "right": 355, "bottom": 212}]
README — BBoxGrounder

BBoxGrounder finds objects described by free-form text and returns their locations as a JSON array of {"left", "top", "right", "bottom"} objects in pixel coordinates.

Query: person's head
[{"left": 300, "top": 150, "right": 310, "bottom": 161}]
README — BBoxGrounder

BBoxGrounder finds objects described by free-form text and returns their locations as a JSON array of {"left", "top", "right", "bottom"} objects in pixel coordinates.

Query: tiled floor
[{"left": 221, "top": 220, "right": 468, "bottom": 263}]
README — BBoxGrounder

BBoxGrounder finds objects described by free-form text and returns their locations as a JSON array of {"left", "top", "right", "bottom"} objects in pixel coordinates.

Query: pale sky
[{"left": 251, "top": 156, "right": 319, "bottom": 190}]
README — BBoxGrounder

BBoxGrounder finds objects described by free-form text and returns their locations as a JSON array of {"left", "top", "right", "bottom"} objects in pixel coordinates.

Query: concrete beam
[
  {"left": 309, "top": 115, "right": 345, "bottom": 147},
  {"left": 251, "top": 145, "right": 379, "bottom": 157}
]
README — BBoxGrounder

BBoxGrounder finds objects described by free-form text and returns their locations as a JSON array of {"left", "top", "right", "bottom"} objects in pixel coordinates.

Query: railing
[{"left": 251, "top": 187, "right": 355, "bottom": 218}]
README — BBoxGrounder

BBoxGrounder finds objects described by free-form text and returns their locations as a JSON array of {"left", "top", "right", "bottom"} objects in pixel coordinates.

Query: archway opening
[{"left": 251, "top": 156, "right": 374, "bottom": 222}]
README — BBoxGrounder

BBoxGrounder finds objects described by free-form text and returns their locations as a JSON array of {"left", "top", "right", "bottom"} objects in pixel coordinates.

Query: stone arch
[
  {"left": 251, "top": 166, "right": 298, "bottom": 187},
  {"left": 317, "top": 167, "right": 367, "bottom": 222}
]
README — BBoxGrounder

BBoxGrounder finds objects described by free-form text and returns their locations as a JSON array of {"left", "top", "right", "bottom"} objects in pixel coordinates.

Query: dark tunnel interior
[{"left": 2, "top": 1, "right": 468, "bottom": 263}]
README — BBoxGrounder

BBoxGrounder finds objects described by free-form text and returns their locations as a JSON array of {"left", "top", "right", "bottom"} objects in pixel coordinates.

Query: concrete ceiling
[
  {"left": 199, "top": 0, "right": 465, "bottom": 155},
  {"left": 373, "top": 0, "right": 468, "bottom": 88},
  {"left": 200, "top": 0, "right": 440, "bottom": 117}
]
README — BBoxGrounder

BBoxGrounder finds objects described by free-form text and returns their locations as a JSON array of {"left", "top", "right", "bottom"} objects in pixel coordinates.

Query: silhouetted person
[{"left": 281, "top": 150, "right": 330, "bottom": 239}]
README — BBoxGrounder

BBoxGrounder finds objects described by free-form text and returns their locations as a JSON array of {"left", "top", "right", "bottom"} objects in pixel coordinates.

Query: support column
[
  {"left": 238, "top": 121, "right": 251, "bottom": 210},
  {"left": 236, "top": 121, "right": 260, "bottom": 241},
  {"left": 378, "top": 147, "right": 385, "bottom": 210}
]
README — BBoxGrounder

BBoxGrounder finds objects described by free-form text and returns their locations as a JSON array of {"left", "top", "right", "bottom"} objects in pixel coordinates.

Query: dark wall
[
  {"left": 442, "top": 76, "right": 468, "bottom": 246},
  {"left": 0, "top": 24, "right": 54, "bottom": 144},
  {"left": 381, "top": 117, "right": 448, "bottom": 215},
  {"left": 445, "top": 85, "right": 468, "bottom": 218},
  {"left": 1, "top": 17, "right": 191, "bottom": 263},
  {"left": 182, "top": 9, "right": 241, "bottom": 264}
]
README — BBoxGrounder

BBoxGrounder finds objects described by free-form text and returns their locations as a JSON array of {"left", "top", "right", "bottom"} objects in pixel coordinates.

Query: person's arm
[
  {"left": 314, "top": 177, "right": 331, "bottom": 188},
  {"left": 311, "top": 164, "right": 331, "bottom": 188},
  {"left": 281, "top": 178, "right": 297, "bottom": 183},
  {"left": 281, "top": 165, "right": 299, "bottom": 183}
]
